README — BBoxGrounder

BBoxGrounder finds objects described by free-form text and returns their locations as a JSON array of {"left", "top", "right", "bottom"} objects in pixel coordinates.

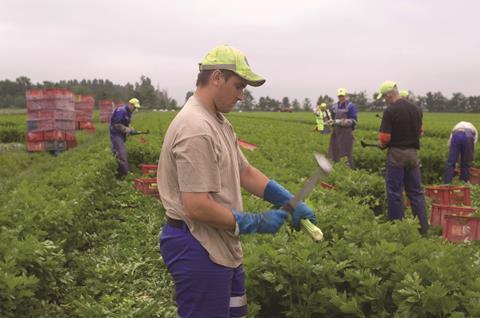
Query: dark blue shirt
[{"left": 109, "top": 105, "right": 132, "bottom": 136}]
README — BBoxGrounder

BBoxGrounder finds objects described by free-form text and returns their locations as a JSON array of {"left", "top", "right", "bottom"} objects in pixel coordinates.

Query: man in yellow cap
[
  {"left": 313, "top": 102, "right": 332, "bottom": 133},
  {"left": 376, "top": 80, "right": 428, "bottom": 235},
  {"left": 157, "top": 45, "right": 317, "bottom": 317},
  {"left": 327, "top": 88, "right": 358, "bottom": 166},
  {"left": 109, "top": 97, "right": 141, "bottom": 176}
]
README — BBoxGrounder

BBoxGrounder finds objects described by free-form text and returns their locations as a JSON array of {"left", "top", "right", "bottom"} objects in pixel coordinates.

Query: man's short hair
[{"left": 196, "top": 69, "right": 236, "bottom": 87}]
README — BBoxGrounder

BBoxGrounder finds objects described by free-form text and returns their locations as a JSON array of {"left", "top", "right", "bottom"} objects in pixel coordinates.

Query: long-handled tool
[
  {"left": 130, "top": 129, "right": 150, "bottom": 136},
  {"left": 282, "top": 153, "right": 332, "bottom": 242},
  {"left": 360, "top": 139, "right": 382, "bottom": 149}
]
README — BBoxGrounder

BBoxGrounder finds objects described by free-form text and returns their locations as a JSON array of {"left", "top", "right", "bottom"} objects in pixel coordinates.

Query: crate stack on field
[
  {"left": 99, "top": 99, "right": 114, "bottom": 123},
  {"left": 133, "top": 164, "right": 159, "bottom": 199},
  {"left": 426, "top": 185, "right": 479, "bottom": 243},
  {"left": 25, "top": 88, "right": 76, "bottom": 152},
  {"left": 74, "top": 95, "right": 95, "bottom": 132}
]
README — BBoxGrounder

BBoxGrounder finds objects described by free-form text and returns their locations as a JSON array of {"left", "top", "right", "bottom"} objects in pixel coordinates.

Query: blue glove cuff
[{"left": 263, "top": 180, "right": 293, "bottom": 207}]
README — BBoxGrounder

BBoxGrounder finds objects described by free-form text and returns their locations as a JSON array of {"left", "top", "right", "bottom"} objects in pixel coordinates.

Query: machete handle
[{"left": 282, "top": 203, "right": 324, "bottom": 242}]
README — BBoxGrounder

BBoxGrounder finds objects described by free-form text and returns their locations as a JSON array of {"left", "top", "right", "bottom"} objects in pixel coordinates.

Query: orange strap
[{"left": 378, "top": 132, "right": 391, "bottom": 146}]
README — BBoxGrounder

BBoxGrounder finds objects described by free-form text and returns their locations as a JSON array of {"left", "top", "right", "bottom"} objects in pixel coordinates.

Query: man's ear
[{"left": 211, "top": 70, "right": 223, "bottom": 87}]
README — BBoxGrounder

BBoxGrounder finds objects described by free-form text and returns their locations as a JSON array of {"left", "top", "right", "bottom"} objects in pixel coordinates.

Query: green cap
[
  {"left": 376, "top": 80, "right": 397, "bottom": 100},
  {"left": 129, "top": 98, "right": 141, "bottom": 108},
  {"left": 399, "top": 90, "right": 409, "bottom": 98},
  {"left": 337, "top": 88, "right": 347, "bottom": 96},
  {"left": 199, "top": 45, "right": 265, "bottom": 87},
  {"left": 320, "top": 102, "right": 327, "bottom": 108}
]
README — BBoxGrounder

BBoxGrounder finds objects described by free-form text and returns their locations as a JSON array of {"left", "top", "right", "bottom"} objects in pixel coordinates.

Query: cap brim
[
  {"left": 376, "top": 93, "right": 383, "bottom": 100},
  {"left": 235, "top": 70, "right": 266, "bottom": 87}
]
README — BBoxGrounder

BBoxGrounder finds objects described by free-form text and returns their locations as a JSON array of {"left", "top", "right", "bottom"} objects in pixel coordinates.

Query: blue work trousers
[
  {"left": 110, "top": 134, "right": 128, "bottom": 176},
  {"left": 443, "top": 130, "right": 475, "bottom": 183},
  {"left": 386, "top": 163, "right": 429, "bottom": 234},
  {"left": 159, "top": 223, "right": 247, "bottom": 318}
]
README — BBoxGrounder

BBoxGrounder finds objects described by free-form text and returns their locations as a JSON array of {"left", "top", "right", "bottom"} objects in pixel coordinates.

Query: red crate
[
  {"left": 140, "top": 164, "right": 158, "bottom": 176},
  {"left": 64, "top": 132, "right": 76, "bottom": 141},
  {"left": 320, "top": 182, "right": 335, "bottom": 190},
  {"left": 66, "top": 140, "right": 77, "bottom": 149},
  {"left": 238, "top": 139, "right": 258, "bottom": 151},
  {"left": 44, "top": 130, "right": 65, "bottom": 141},
  {"left": 133, "top": 178, "right": 159, "bottom": 197},
  {"left": 27, "top": 141, "right": 45, "bottom": 152},
  {"left": 26, "top": 131, "right": 44, "bottom": 142},
  {"left": 431, "top": 203, "right": 475, "bottom": 228},
  {"left": 425, "top": 185, "right": 471, "bottom": 205},
  {"left": 470, "top": 168, "right": 480, "bottom": 185},
  {"left": 443, "top": 215, "right": 480, "bottom": 243}
]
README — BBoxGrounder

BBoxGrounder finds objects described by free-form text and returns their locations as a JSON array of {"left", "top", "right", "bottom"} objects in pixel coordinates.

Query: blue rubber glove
[
  {"left": 263, "top": 179, "right": 317, "bottom": 230},
  {"left": 232, "top": 209, "right": 288, "bottom": 234},
  {"left": 291, "top": 202, "right": 317, "bottom": 231}
]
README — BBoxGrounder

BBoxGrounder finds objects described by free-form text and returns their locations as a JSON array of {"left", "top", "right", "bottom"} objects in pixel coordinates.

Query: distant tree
[
  {"left": 185, "top": 91, "right": 194, "bottom": 102},
  {"left": 302, "top": 98, "right": 312, "bottom": 111},
  {"left": 237, "top": 89, "right": 255, "bottom": 111},
  {"left": 281, "top": 96, "right": 290, "bottom": 109},
  {"left": 134, "top": 75, "right": 158, "bottom": 108},
  {"left": 292, "top": 99, "right": 301, "bottom": 111},
  {"left": 316, "top": 95, "right": 333, "bottom": 107},
  {"left": 348, "top": 91, "right": 369, "bottom": 111},
  {"left": 425, "top": 91, "right": 448, "bottom": 112}
]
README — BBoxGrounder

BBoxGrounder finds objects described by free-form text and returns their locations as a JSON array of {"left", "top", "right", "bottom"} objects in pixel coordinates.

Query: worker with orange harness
[{"left": 377, "top": 80, "right": 428, "bottom": 235}]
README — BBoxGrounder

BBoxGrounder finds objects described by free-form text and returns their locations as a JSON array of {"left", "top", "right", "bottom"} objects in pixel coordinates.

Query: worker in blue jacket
[
  {"left": 327, "top": 88, "right": 358, "bottom": 167},
  {"left": 110, "top": 98, "right": 141, "bottom": 176}
]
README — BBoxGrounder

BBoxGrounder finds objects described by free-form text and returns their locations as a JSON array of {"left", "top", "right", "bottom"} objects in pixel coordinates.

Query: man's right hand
[{"left": 232, "top": 209, "right": 288, "bottom": 234}]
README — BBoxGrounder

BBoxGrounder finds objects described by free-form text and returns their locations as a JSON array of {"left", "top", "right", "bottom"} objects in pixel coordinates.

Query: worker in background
[
  {"left": 377, "top": 80, "right": 428, "bottom": 235},
  {"left": 443, "top": 121, "right": 478, "bottom": 183},
  {"left": 109, "top": 98, "right": 141, "bottom": 177},
  {"left": 327, "top": 88, "right": 357, "bottom": 167},
  {"left": 313, "top": 102, "right": 332, "bottom": 134},
  {"left": 157, "top": 45, "right": 317, "bottom": 317},
  {"left": 399, "top": 90, "right": 409, "bottom": 99}
]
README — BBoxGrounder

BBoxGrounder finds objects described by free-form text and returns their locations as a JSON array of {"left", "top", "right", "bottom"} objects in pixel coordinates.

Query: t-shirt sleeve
[
  {"left": 236, "top": 142, "right": 249, "bottom": 172},
  {"left": 173, "top": 135, "right": 221, "bottom": 193},
  {"left": 379, "top": 109, "right": 392, "bottom": 133}
]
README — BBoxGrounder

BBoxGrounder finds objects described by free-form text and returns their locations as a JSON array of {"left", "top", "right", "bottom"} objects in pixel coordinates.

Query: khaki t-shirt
[{"left": 157, "top": 95, "right": 249, "bottom": 268}]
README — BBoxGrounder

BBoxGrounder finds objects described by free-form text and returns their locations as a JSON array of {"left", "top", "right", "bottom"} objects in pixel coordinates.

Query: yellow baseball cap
[
  {"left": 376, "top": 81, "right": 397, "bottom": 100},
  {"left": 199, "top": 45, "right": 265, "bottom": 87},
  {"left": 129, "top": 98, "right": 141, "bottom": 108},
  {"left": 320, "top": 102, "right": 327, "bottom": 108},
  {"left": 337, "top": 88, "right": 347, "bottom": 97},
  {"left": 399, "top": 90, "right": 409, "bottom": 97}
]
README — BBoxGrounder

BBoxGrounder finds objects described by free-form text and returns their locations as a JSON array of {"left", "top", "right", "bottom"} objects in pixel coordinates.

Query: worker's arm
[
  {"left": 111, "top": 108, "right": 132, "bottom": 133},
  {"left": 240, "top": 165, "right": 269, "bottom": 197},
  {"left": 181, "top": 192, "right": 288, "bottom": 235},
  {"left": 176, "top": 136, "right": 287, "bottom": 235},
  {"left": 378, "top": 109, "right": 391, "bottom": 148},
  {"left": 181, "top": 192, "right": 236, "bottom": 230}
]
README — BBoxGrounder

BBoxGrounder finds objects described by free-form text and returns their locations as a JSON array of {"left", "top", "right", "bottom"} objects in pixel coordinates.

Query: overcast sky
[{"left": 1, "top": 0, "right": 479, "bottom": 104}]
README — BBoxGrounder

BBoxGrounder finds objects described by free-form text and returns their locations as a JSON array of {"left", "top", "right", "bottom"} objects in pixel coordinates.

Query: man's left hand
[{"left": 292, "top": 202, "right": 317, "bottom": 231}]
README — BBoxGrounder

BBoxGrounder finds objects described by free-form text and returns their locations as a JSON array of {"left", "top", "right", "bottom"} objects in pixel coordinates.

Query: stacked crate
[
  {"left": 74, "top": 95, "right": 95, "bottom": 132},
  {"left": 26, "top": 88, "right": 76, "bottom": 152},
  {"left": 99, "top": 99, "right": 114, "bottom": 123},
  {"left": 425, "top": 185, "right": 479, "bottom": 242}
]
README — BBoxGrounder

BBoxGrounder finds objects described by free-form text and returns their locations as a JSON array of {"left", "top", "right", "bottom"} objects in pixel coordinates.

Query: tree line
[
  {"left": 233, "top": 90, "right": 480, "bottom": 112},
  {"left": 0, "top": 76, "right": 177, "bottom": 109},
  {"left": 2, "top": 77, "right": 480, "bottom": 112}
]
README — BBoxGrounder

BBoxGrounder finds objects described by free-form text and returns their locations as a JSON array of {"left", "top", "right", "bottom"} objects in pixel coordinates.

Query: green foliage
[{"left": 2, "top": 111, "right": 480, "bottom": 317}]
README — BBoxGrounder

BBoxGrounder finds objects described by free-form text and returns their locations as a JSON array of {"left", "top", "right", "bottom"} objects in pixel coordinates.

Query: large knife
[{"left": 282, "top": 153, "right": 332, "bottom": 241}]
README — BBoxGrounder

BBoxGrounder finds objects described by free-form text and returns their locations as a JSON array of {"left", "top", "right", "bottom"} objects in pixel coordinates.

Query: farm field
[{"left": 2, "top": 111, "right": 480, "bottom": 317}]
